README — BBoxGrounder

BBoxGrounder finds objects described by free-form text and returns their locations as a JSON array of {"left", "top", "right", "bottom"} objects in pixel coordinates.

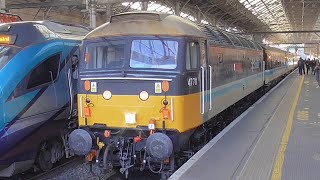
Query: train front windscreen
[
  {"left": 0, "top": 34, "right": 21, "bottom": 70},
  {"left": 82, "top": 37, "right": 180, "bottom": 71}
]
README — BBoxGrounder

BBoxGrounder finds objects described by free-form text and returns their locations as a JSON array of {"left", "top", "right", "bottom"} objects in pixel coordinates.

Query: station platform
[{"left": 170, "top": 70, "right": 320, "bottom": 180}]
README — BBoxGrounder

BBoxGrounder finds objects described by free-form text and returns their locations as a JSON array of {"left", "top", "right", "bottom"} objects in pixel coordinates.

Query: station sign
[{"left": 0, "top": 13, "right": 22, "bottom": 23}]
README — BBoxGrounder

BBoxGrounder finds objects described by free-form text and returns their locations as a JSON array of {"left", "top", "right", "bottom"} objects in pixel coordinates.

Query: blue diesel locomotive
[{"left": 0, "top": 21, "right": 88, "bottom": 176}]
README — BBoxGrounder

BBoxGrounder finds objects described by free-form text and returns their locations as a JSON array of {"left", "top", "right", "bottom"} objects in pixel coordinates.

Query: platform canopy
[
  {"left": 238, "top": 0, "right": 320, "bottom": 55},
  {"left": 4, "top": 0, "right": 320, "bottom": 55}
]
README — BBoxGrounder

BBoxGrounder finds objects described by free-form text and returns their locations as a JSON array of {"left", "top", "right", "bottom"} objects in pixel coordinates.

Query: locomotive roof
[
  {"left": 197, "top": 23, "right": 262, "bottom": 50},
  {"left": 85, "top": 11, "right": 261, "bottom": 51},
  {"left": 85, "top": 11, "right": 206, "bottom": 39}
]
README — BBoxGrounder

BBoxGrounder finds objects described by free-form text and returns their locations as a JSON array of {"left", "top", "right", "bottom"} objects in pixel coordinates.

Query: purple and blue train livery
[{"left": 0, "top": 21, "right": 88, "bottom": 177}]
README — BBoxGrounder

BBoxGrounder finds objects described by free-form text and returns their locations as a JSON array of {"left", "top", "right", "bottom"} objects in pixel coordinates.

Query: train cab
[
  {"left": 70, "top": 11, "right": 210, "bottom": 178},
  {"left": 76, "top": 12, "right": 209, "bottom": 134}
]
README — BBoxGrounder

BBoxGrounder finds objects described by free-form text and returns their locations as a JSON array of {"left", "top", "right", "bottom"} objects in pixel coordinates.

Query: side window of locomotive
[
  {"left": 186, "top": 42, "right": 199, "bottom": 70},
  {"left": 27, "top": 53, "right": 60, "bottom": 89}
]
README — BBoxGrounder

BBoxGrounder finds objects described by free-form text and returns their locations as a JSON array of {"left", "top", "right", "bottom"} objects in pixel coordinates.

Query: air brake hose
[
  {"left": 103, "top": 142, "right": 115, "bottom": 170},
  {"left": 148, "top": 159, "right": 164, "bottom": 174}
]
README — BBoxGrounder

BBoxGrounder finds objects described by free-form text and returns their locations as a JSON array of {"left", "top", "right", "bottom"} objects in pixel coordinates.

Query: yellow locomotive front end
[
  {"left": 78, "top": 86, "right": 201, "bottom": 133},
  {"left": 69, "top": 12, "right": 207, "bottom": 178}
]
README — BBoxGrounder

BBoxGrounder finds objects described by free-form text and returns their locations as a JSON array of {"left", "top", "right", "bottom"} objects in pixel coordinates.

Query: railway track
[
  {"left": 8, "top": 157, "right": 82, "bottom": 180},
  {"left": 29, "top": 157, "right": 82, "bottom": 180}
]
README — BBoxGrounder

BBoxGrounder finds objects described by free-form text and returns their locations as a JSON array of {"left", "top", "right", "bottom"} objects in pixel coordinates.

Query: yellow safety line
[{"left": 271, "top": 75, "right": 304, "bottom": 180}]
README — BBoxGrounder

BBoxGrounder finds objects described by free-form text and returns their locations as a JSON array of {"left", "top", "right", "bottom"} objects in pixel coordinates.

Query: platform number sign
[{"left": 155, "top": 82, "right": 162, "bottom": 94}]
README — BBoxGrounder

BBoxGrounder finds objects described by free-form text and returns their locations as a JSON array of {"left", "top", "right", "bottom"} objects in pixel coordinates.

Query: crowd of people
[{"left": 298, "top": 58, "right": 320, "bottom": 88}]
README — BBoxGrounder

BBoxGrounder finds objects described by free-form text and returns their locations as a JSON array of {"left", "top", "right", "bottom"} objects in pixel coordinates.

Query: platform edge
[{"left": 169, "top": 70, "right": 297, "bottom": 180}]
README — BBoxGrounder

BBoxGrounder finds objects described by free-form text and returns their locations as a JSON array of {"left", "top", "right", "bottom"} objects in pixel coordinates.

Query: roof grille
[{"left": 110, "top": 13, "right": 161, "bottom": 23}]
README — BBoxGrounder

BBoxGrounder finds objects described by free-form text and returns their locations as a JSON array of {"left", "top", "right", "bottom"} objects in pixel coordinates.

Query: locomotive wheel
[{"left": 37, "top": 142, "right": 53, "bottom": 172}]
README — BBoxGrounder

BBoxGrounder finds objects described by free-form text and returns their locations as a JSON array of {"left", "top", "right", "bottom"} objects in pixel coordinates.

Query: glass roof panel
[{"left": 238, "top": 0, "right": 291, "bottom": 31}]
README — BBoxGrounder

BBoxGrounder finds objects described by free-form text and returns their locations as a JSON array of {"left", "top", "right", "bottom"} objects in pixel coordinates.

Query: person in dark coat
[
  {"left": 306, "top": 59, "right": 310, "bottom": 75},
  {"left": 298, "top": 58, "right": 305, "bottom": 75},
  {"left": 311, "top": 59, "right": 316, "bottom": 75}
]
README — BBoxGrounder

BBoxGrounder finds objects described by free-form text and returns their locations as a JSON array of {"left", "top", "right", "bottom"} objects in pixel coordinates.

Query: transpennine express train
[
  {"left": 0, "top": 21, "right": 88, "bottom": 177},
  {"left": 69, "top": 12, "right": 296, "bottom": 179}
]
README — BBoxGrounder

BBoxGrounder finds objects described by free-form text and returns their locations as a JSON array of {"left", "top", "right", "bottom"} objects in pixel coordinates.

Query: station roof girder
[{"left": 6, "top": 0, "right": 320, "bottom": 50}]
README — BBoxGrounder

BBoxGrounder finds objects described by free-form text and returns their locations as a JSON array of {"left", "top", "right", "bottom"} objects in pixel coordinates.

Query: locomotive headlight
[
  {"left": 102, "top": 90, "right": 112, "bottom": 100},
  {"left": 125, "top": 113, "right": 136, "bottom": 124},
  {"left": 139, "top": 91, "right": 149, "bottom": 101}
]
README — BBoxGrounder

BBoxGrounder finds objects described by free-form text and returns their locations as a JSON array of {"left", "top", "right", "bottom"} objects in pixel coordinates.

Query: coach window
[
  {"left": 186, "top": 42, "right": 199, "bottom": 70},
  {"left": 27, "top": 54, "right": 60, "bottom": 89}
]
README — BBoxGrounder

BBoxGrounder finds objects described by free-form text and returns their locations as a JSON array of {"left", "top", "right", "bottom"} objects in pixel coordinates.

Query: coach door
[
  {"left": 200, "top": 39, "right": 211, "bottom": 117},
  {"left": 66, "top": 44, "right": 80, "bottom": 118}
]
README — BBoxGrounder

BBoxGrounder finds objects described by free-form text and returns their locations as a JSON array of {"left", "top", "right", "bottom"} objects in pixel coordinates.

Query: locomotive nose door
[{"left": 199, "top": 39, "right": 210, "bottom": 118}]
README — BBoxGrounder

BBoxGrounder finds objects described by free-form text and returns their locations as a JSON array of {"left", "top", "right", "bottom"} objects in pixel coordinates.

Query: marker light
[
  {"left": 139, "top": 91, "right": 149, "bottom": 101},
  {"left": 162, "top": 81, "right": 170, "bottom": 92},
  {"left": 84, "top": 80, "right": 91, "bottom": 91},
  {"left": 102, "top": 90, "right": 112, "bottom": 100}
]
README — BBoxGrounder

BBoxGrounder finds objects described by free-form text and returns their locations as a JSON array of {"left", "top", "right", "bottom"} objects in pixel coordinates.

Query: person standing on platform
[
  {"left": 315, "top": 62, "right": 320, "bottom": 88},
  {"left": 311, "top": 59, "right": 316, "bottom": 75},
  {"left": 302, "top": 59, "right": 306, "bottom": 75},
  {"left": 306, "top": 60, "right": 310, "bottom": 75},
  {"left": 298, "top": 58, "right": 305, "bottom": 75}
]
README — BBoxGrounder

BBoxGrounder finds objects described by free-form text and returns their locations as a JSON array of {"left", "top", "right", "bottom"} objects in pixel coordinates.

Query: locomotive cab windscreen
[
  {"left": 0, "top": 31, "right": 21, "bottom": 70},
  {"left": 0, "top": 30, "right": 21, "bottom": 128},
  {"left": 82, "top": 37, "right": 181, "bottom": 71}
]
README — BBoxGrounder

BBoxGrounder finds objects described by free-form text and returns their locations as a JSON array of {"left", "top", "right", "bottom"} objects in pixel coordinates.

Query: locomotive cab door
[
  {"left": 199, "top": 39, "right": 211, "bottom": 117},
  {"left": 185, "top": 39, "right": 210, "bottom": 126}
]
